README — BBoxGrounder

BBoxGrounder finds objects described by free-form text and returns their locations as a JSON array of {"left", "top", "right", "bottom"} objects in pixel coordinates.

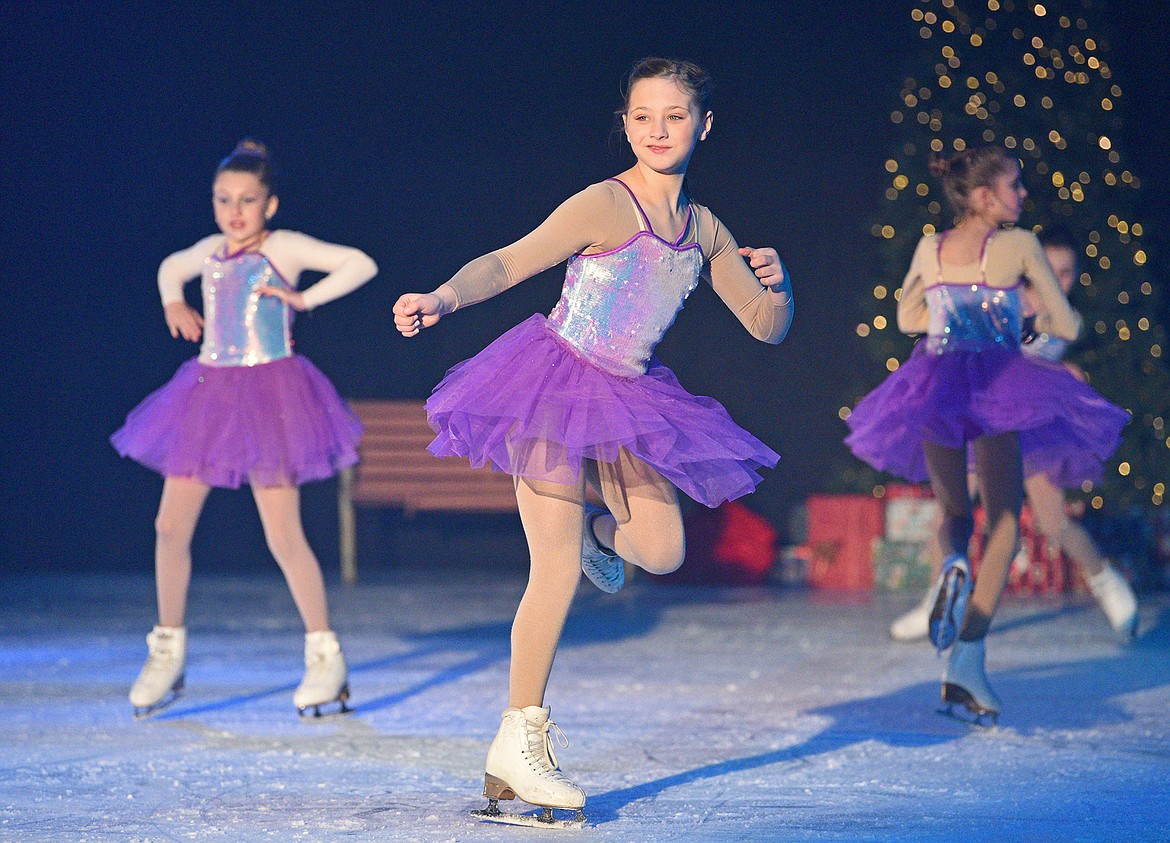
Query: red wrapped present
[
  {"left": 666, "top": 500, "right": 777, "bottom": 586},
  {"left": 806, "top": 494, "right": 883, "bottom": 590}
]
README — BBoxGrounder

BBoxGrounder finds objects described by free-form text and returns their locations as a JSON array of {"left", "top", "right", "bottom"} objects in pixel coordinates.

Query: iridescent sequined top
[
  {"left": 923, "top": 230, "right": 1022, "bottom": 355},
  {"left": 547, "top": 179, "right": 702, "bottom": 377},
  {"left": 199, "top": 249, "right": 293, "bottom": 367}
]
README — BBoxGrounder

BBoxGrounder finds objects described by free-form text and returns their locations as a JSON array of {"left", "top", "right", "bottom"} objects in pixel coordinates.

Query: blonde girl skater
[
  {"left": 394, "top": 58, "right": 793, "bottom": 823},
  {"left": 846, "top": 146, "right": 1126, "bottom": 723},
  {"left": 112, "top": 140, "right": 377, "bottom": 718}
]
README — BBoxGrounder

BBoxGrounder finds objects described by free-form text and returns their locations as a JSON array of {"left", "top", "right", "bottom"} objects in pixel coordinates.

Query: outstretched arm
[{"left": 394, "top": 182, "right": 618, "bottom": 337}]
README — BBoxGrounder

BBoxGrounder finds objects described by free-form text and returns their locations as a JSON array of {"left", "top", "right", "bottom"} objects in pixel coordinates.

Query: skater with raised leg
[
  {"left": 846, "top": 146, "right": 1127, "bottom": 724},
  {"left": 113, "top": 140, "right": 376, "bottom": 718},
  {"left": 394, "top": 57, "right": 793, "bottom": 824},
  {"left": 888, "top": 226, "right": 1136, "bottom": 643}
]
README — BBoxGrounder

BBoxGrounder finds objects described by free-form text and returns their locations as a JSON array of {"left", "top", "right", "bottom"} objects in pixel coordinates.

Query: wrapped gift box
[{"left": 806, "top": 494, "right": 883, "bottom": 590}]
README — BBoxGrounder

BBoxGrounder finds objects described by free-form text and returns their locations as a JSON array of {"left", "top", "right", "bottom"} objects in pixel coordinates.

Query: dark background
[{"left": 2, "top": 1, "right": 1168, "bottom": 575}]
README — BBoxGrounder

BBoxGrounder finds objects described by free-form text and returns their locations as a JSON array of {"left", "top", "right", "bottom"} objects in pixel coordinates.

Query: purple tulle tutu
[
  {"left": 111, "top": 355, "right": 361, "bottom": 488},
  {"left": 845, "top": 343, "right": 1129, "bottom": 488},
  {"left": 425, "top": 314, "right": 778, "bottom": 507}
]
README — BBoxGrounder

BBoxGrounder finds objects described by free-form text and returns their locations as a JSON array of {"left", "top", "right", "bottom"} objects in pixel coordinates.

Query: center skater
[
  {"left": 845, "top": 146, "right": 1128, "bottom": 723},
  {"left": 394, "top": 57, "right": 793, "bottom": 824},
  {"left": 112, "top": 140, "right": 377, "bottom": 718}
]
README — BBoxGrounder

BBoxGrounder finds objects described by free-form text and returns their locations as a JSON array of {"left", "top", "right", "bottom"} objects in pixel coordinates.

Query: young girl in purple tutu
[
  {"left": 846, "top": 146, "right": 1128, "bottom": 723},
  {"left": 393, "top": 57, "right": 793, "bottom": 823},
  {"left": 112, "top": 140, "right": 377, "bottom": 718},
  {"left": 888, "top": 226, "right": 1137, "bottom": 644}
]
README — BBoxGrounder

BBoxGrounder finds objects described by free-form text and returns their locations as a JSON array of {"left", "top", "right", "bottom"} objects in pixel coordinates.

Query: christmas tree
[{"left": 841, "top": 0, "right": 1169, "bottom": 512}]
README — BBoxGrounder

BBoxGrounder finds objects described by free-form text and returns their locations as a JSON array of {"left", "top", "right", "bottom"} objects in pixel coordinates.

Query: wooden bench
[{"left": 338, "top": 399, "right": 518, "bottom": 583}]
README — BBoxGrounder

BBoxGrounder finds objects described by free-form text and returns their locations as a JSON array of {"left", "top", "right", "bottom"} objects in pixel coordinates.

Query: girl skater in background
[
  {"left": 394, "top": 58, "right": 793, "bottom": 825},
  {"left": 845, "top": 146, "right": 1127, "bottom": 724},
  {"left": 887, "top": 225, "right": 1136, "bottom": 644},
  {"left": 112, "top": 140, "right": 377, "bottom": 718}
]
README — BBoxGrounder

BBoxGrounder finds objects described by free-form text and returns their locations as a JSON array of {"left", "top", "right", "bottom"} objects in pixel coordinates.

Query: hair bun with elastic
[
  {"left": 233, "top": 138, "right": 268, "bottom": 158},
  {"left": 927, "top": 152, "right": 950, "bottom": 178}
]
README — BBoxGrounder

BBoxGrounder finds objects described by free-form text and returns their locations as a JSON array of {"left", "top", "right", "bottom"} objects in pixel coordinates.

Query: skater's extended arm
[{"left": 394, "top": 182, "right": 619, "bottom": 336}]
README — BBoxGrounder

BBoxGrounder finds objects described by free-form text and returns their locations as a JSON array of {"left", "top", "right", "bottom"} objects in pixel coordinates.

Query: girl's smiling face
[
  {"left": 622, "top": 76, "right": 711, "bottom": 176},
  {"left": 212, "top": 170, "right": 277, "bottom": 251}
]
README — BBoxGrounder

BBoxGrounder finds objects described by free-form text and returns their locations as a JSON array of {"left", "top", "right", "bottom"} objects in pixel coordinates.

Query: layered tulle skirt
[
  {"left": 845, "top": 343, "right": 1129, "bottom": 488},
  {"left": 425, "top": 315, "right": 778, "bottom": 507},
  {"left": 111, "top": 355, "right": 361, "bottom": 488}
]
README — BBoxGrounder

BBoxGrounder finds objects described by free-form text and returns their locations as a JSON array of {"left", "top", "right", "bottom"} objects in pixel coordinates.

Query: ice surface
[{"left": 1, "top": 565, "right": 1167, "bottom": 842}]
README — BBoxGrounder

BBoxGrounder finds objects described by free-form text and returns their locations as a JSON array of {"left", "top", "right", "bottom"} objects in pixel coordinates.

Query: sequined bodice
[
  {"left": 924, "top": 229, "right": 1022, "bottom": 354},
  {"left": 199, "top": 250, "right": 293, "bottom": 367},
  {"left": 547, "top": 232, "right": 702, "bottom": 376},
  {"left": 924, "top": 284, "right": 1022, "bottom": 354}
]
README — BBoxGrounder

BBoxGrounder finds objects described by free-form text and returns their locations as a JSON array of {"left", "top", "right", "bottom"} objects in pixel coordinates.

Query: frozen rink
[{"left": 2, "top": 561, "right": 1168, "bottom": 842}]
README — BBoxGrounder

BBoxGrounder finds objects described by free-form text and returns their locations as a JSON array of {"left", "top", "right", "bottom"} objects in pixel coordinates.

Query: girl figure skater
[
  {"left": 394, "top": 58, "right": 792, "bottom": 824},
  {"left": 112, "top": 140, "right": 377, "bottom": 718},
  {"left": 888, "top": 225, "right": 1136, "bottom": 643},
  {"left": 845, "top": 146, "right": 1127, "bottom": 723}
]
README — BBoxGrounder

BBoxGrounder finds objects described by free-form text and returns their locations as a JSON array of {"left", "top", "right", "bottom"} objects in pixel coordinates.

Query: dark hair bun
[{"left": 927, "top": 152, "right": 950, "bottom": 178}]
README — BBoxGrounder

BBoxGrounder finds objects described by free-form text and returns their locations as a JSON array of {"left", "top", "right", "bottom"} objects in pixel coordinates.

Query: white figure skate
[
  {"left": 940, "top": 637, "right": 1001, "bottom": 726},
  {"left": 129, "top": 625, "right": 186, "bottom": 719},
  {"left": 929, "top": 554, "right": 972, "bottom": 652},
  {"left": 294, "top": 630, "right": 352, "bottom": 717},
  {"left": 1087, "top": 563, "right": 1138, "bottom": 640},
  {"left": 580, "top": 504, "right": 624, "bottom": 593},
  {"left": 472, "top": 706, "right": 586, "bottom": 828},
  {"left": 888, "top": 580, "right": 939, "bottom": 641}
]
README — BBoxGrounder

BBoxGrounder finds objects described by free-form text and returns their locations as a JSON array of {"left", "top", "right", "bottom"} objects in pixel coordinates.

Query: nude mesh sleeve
[
  {"left": 442, "top": 182, "right": 619, "bottom": 309},
  {"left": 896, "top": 236, "right": 933, "bottom": 335},
  {"left": 696, "top": 207, "right": 793, "bottom": 344}
]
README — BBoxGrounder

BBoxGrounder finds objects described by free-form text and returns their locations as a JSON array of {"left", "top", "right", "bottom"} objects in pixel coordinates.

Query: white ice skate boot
[
  {"left": 1087, "top": 563, "right": 1138, "bottom": 640},
  {"left": 474, "top": 705, "right": 586, "bottom": 828},
  {"left": 929, "top": 554, "right": 972, "bottom": 652},
  {"left": 580, "top": 504, "right": 625, "bottom": 593},
  {"left": 941, "top": 637, "right": 1001, "bottom": 725},
  {"left": 889, "top": 580, "right": 940, "bottom": 641},
  {"left": 293, "top": 630, "right": 351, "bottom": 717},
  {"left": 129, "top": 625, "right": 186, "bottom": 719}
]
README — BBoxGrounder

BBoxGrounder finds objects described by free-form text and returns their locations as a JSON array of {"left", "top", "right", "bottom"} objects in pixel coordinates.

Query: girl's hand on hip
[
  {"left": 258, "top": 285, "right": 308, "bottom": 311},
  {"left": 164, "top": 301, "right": 204, "bottom": 343},
  {"left": 393, "top": 293, "right": 445, "bottom": 337}
]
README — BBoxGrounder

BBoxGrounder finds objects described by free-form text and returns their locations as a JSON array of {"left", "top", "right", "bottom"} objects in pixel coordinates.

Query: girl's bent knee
[{"left": 638, "top": 539, "right": 686, "bottom": 575}]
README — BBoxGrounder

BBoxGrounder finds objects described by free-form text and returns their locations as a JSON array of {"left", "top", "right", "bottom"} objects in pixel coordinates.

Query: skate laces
[{"left": 527, "top": 718, "right": 570, "bottom": 777}]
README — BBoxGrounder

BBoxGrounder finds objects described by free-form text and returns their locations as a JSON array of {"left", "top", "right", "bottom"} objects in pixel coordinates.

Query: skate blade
[
  {"left": 938, "top": 685, "right": 999, "bottom": 728},
  {"left": 132, "top": 687, "right": 182, "bottom": 721},
  {"left": 297, "top": 686, "right": 354, "bottom": 720},
  {"left": 929, "top": 567, "right": 968, "bottom": 652},
  {"left": 472, "top": 803, "right": 586, "bottom": 830}
]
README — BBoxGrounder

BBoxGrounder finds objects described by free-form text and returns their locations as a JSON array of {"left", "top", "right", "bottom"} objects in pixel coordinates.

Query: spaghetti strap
[
  {"left": 607, "top": 177, "right": 653, "bottom": 234},
  {"left": 607, "top": 177, "right": 695, "bottom": 245}
]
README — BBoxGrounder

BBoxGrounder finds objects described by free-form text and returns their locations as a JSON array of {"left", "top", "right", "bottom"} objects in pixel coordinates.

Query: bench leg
[{"left": 338, "top": 466, "right": 357, "bottom": 585}]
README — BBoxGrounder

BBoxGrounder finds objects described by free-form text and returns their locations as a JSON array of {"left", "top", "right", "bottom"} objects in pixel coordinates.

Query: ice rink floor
[{"left": 3, "top": 561, "right": 1168, "bottom": 842}]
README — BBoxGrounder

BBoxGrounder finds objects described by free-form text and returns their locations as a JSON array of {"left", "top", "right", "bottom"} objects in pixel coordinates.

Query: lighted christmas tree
[{"left": 840, "top": 0, "right": 1169, "bottom": 512}]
